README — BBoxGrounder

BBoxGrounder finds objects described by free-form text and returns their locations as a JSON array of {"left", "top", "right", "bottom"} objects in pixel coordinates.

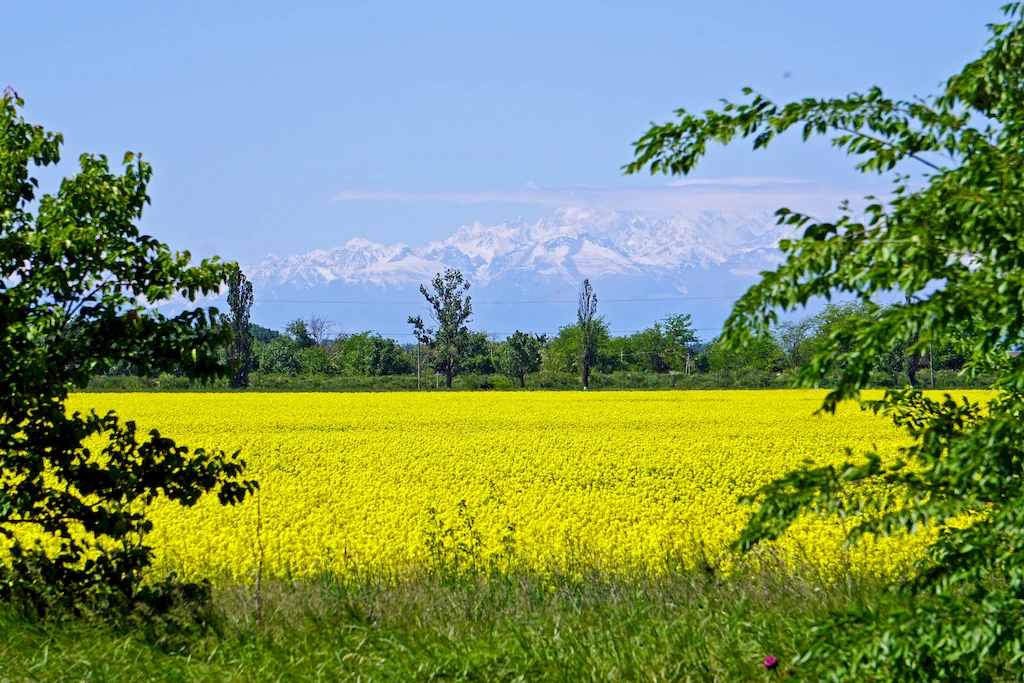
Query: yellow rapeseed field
[{"left": 61, "top": 390, "right": 987, "bottom": 581}]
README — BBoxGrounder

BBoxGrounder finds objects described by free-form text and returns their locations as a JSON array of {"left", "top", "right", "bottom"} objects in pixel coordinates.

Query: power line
[
  {"left": 359, "top": 327, "right": 723, "bottom": 338},
  {"left": 254, "top": 295, "right": 745, "bottom": 305}
]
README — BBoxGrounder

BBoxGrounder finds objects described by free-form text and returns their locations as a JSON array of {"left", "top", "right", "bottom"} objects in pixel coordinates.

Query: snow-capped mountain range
[{"left": 245, "top": 208, "right": 801, "bottom": 337}]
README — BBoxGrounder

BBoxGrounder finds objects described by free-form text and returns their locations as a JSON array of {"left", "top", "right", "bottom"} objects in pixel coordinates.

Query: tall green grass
[{"left": 0, "top": 567, "right": 882, "bottom": 681}]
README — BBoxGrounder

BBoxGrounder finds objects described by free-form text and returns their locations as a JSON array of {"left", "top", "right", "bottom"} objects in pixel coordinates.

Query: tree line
[{"left": 214, "top": 267, "right": 976, "bottom": 391}]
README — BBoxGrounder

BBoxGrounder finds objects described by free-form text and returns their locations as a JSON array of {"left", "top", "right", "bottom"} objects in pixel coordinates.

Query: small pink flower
[{"left": 764, "top": 655, "right": 779, "bottom": 670}]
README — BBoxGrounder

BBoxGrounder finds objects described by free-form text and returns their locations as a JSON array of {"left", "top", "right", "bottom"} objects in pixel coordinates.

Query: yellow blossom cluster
[{"left": 60, "top": 390, "right": 988, "bottom": 581}]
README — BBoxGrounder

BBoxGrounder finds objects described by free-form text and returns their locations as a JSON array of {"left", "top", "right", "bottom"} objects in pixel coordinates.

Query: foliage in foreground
[
  {"left": 0, "top": 567, "right": 885, "bottom": 682},
  {"left": 0, "top": 91, "right": 255, "bottom": 620},
  {"left": 628, "top": 4, "right": 1024, "bottom": 679}
]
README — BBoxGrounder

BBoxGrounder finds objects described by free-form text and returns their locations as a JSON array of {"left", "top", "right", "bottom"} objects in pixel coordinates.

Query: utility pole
[{"left": 416, "top": 340, "right": 421, "bottom": 390}]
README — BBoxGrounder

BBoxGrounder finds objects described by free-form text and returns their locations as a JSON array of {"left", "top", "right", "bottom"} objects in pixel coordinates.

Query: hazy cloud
[
  {"left": 665, "top": 176, "right": 809, "bottom": 187},
  {"left": 330, "top": 177, "right": 893, "bottom": 217}
]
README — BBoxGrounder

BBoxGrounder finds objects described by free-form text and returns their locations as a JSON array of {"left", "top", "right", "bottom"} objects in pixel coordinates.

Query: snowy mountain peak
[
  {"left": 242, "top": 208, "right": 808, "bottom": 333},
  {"left": 344, "top": 236, "right": 385, "bottom": 249},
  {"left": 247, "top": 208, "right": 797, "bottom": 294}
]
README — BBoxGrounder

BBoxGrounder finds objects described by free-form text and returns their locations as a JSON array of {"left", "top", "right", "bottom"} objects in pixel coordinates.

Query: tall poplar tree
[
  {"left": 577, "top": 279, "right": 598, "bottom": 390},
  {"left": 499, "top": 331, "right": 543, "bottom": 388},
  {"left": 227, "top": 266, "right": 254, "bottom": 388}
]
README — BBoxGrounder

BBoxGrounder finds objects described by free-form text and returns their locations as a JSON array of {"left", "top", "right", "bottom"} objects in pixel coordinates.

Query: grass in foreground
[{"left": 0, "top": 567, "right": 882, "bottom": 682}]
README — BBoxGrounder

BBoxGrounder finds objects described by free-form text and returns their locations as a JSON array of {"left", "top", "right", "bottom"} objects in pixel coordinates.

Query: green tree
[
  {"left": 872, "top": 333, "right": 907, "bottom": 387},
  {"left": 704, "top": 333, "right": 783, "bottom": 374},
  {"left": 933, "top": 337, "right": 969, "bottom": 372},
  {"left": 298, "top": 345, "right": 330, "bottom": 375},
  {"left": 663, "top": 313, "right": 699, "bottom": 372},
  {"left": 226, "top": 267, "right": 254, "bottom": 388},
  {"left": 338, "top": 332, "right": 413, "bottom": 376},
  {"left": 626, "top": 6, "right": 1024, "bottom": 678},
  {"left": 285, "top": 318, "right": 316, "bottom": 349},
  {"left": 774, "top": 318, "right": 814, "bottom": 370},
  {"left": 577, "top": 279, "right": 598, "bottom": 390},
  {"left": 499, "top": 331, "right": 543, "bottom": 388},
  {"left": 253, "top": 336, "right": 301, "bottom": 375},
  {"left": 543, "top": 319, "right": 611, "bottom": 374},
  {"left": 458, "top": 330, "right": 497, "bottom": 375},
  {"left": 624, "top": 324, "right": 671, "bottom": 373},
  {"left": 778, "top": 302, "right": 916, "bottom": 382},
  {"left": 0, "top": 91, "right": 256, "bottom": 618},
  {"left": 408, "top": 268, "right": 473, "bottom": 389},
  {"left": 251, "top": 323, "right": 281, "bottom": 344},
  {"left": 807, "top": 301, "right": 873, "bottom": 358},
  {"left": 605, "top": 335, "right": 630, "bottom": 372}
]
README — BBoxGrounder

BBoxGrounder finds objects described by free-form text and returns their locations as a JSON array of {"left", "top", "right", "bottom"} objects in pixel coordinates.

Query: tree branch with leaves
[
  {"left": 0, "top": 89, "right": 257, "bottom": 622},
  {"left": 626, "top": 4, "right": 1024, "bottom": 679}
]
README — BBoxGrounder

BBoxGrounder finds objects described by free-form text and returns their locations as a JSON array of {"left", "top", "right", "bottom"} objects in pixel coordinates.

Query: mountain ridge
[
  {"left": 243, "top": 208, "right": 801, "bottom": 335},
  {"left": 248, "top": 208, "right": 794, "bottom": 290}
]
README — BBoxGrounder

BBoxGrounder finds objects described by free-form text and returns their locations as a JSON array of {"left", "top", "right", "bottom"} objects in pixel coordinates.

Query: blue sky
[{"left": 4, "top": 1, "right": 1003, "bottom": 264}]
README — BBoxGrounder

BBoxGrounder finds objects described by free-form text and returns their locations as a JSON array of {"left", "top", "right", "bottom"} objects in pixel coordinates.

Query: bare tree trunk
[
  {"left": 446, "top": 358, "right": 453, "bottom": 389},
  {"left": 906, "top": 293, "right": 920, "bottom": 388},
  {"left": 519, "top": 367, "right": 526, "bottom": 389},
  {"left": 908, "top": 348, "right": 920, "bottom": 389},
  {"left": 582, "top": 360, "right": 590, "bottom": 390}
]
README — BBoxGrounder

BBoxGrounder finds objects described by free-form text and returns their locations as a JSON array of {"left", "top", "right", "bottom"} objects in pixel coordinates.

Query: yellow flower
[{"left": 37, "top": 390, "right": 987, "bottom": 582}]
